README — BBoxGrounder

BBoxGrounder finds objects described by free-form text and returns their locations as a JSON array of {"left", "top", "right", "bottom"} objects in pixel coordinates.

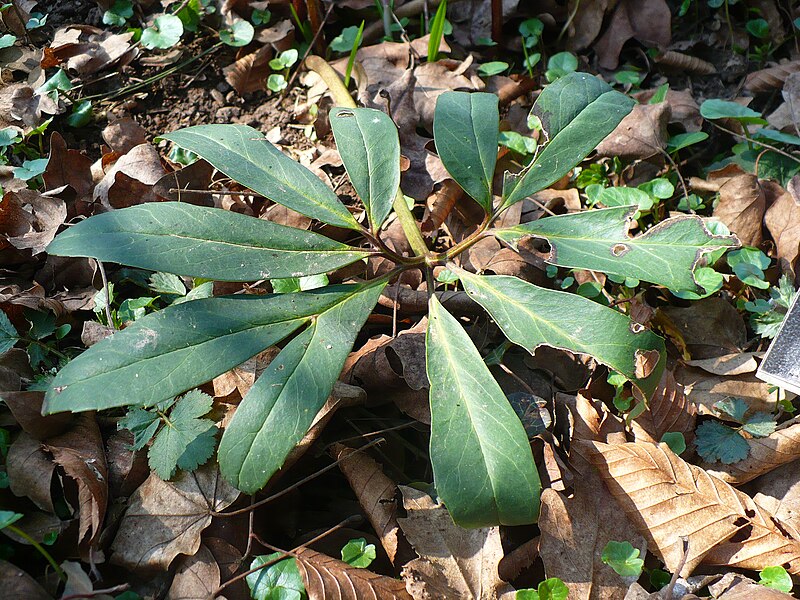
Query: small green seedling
[
  {"left": 427, "top": 0, "right": 448, "bottom": 62},
  {"left": 759, "top": 566, "right": 793, "bottom": 593},
  {"left": 602, "top": 541, "right": 645, "bottom": 578},
  {"left": 0, "top": 33, "right": 16, "bottom": 48},
  {"left": 42, "top": 73, "right": 738, "bottom": 528},
  {"left": 141, "top": 14, "right": 184, "bottom": 50},
  {"left": 220, "top": 19, "right": 254, "bottom": 47},
  {"left": 545, "top": 52, "right": 578, "bottom": 82},
  {"left": 516, "top": 578, "right": 569, "bottom": 600},
  {"left": 103, "top": 0, "right": 133, "bottom": 26},
  {"left": 745, "top": 275, "right": 798, "bottom": 339},
  {"left": 343, "top": 21, "right": 364, "bottom": 87},
  {"left": 340, "top": 538, "right": 376, "bottom": 568},
  {"left": 478, "top": 61, "right": 509, "bottom": 77}
]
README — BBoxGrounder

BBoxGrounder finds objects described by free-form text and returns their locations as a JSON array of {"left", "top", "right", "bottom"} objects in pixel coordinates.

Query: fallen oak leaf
[
  {"left": 632, "top": 370, "right": 697, "bottom": 447},
  {"left": 585, "top": 440, "right": 800, "bottom": 577}
]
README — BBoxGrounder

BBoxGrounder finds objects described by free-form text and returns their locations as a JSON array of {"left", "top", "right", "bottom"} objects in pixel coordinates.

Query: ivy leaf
[
  {"left": 601, "top": 541, "right": 644, "bottom": 578},
  {"left": 247, "top": 553, "right": 306, "bottom": 600},
  {"left": 742, "top": 412, "right": 778, "bottom": 438},
  {"left": 695, "top": 421, "right": 750, "bottom": 464},
  {"left": 340, "top": 538, "right": 376, "bottom": 568},
  {"left": 148, "top": 390, "right": 216, "bottom": 480}
]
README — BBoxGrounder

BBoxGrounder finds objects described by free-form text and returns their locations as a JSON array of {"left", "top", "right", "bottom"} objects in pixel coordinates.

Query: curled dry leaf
[
  {"left": 43, "top": 132, "right": 94, "bottom": 206},
  {"left": 713, "top": 174, "right": 765, "bottom": 247},
  {"left": 586, "top": 441, "right": 800, "bottom": 577},
  {"left": 397, "top": 485, "right": 512, "bottom": 600},
  {"left": 540, "top": 482, "right": 647, "bottom": 600},
  {"left": 1, "top": 189, "right": 67, "bottom": 255},
  {"left": 48, "top": 26, "right": 136, "bottom": 76},
  {"left": 94, "top": 143, "right": 166, "bottom": 210},
  {"left": 6, "top": 432, "right": 56, "bottom": 513},
  {"left": 2, "top": 391, "right": 73, "bottom": 439},
  {"left": 744, "top": 60, "right": 800, "bottom": 94},
  {"left": 658, "top": 298, "right": 747, "bottom": 360},
  {"left": 224, "top": 44, "right": 273, "bottom": 95},
  {"left": 675, "top": 365, "right": 777, "bottom": 414},
  {"left": 110, "top": 463, "right": 239, "bottom": 572},
  {"left": 0, "top": 559, "right": 51, "bottom": 600},
  {"left": 685, "top": 353, "right": 760, "bottom": 377},
  {"left": 700, "top": 422, "right": 800, "bottom": 485},
  {"left": 654, "top": 51, "right": 716, "bottom": 75},
  {"left": 764, "top": 178, "right": 800, "bottom": 276},
  {"left": 331, "top": 443, "right": 412, "bottom": 566},
  {"left": 595, "top": 102, "right": 669, "bottom": 160},
  {"left": 102, "top": 117, "right": 148, "bottom": 156},
  {"left": 632, "top": 370, "right": 697, "bottom": 446},
  {"left": 294, "top": 546, "right": 412, "bottom": 600},
  {"left": 167, "top": 545, "right": 222, "bottom": 600},
  {"left": 45, "top": 414, "right": 108, "bottom": 557},
  {"left": 594, "top": 0, "right": 672, "bottom": 70}
]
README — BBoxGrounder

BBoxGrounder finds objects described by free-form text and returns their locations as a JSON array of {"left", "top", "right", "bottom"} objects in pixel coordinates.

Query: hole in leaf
[
  {"left": 745, "top": 509, "right": 755, "bottom": 518},
  {"left": 336, "top": 110, "right": 355, "bottom": 118},
  {"left": 730, "top": 524, "right": 753, "bottom": 543},
  {"left": 611, "top": 243, "right": 630, "bottom": 257},
  {"left": 773, "top": 517, "right": 794, "bottom": 539},
  {"left": 630, "top": 322, "right": 645, "bottom": 334}
]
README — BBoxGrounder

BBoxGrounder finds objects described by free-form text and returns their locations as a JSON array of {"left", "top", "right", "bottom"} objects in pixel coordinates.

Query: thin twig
[
  {"left": 213, "top": 515, "right": 361, "bottom": 598},
  {"left": 711, "top": 121, "right": 800, "bottom": 164},
  {"left": 213, "top": 438, "right": 384, "bottom": 518}
]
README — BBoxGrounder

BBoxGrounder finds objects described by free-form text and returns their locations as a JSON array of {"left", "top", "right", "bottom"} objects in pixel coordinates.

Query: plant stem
[
  {"left": 392, "top": 189, "right": 429, "bottom": 256},
  {"left": 7, "top": 525, "right": 67, "bottom": 582}
]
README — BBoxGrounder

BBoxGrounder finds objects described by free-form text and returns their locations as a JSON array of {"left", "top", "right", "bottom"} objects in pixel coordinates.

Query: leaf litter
[{"left": 3, "top": 0, "right": 800, "bottom": 598}]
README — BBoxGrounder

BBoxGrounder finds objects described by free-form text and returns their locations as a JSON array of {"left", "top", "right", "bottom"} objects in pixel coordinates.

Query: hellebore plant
[{"left": 43, "top": 73, "right": 737, "bottom": 527}]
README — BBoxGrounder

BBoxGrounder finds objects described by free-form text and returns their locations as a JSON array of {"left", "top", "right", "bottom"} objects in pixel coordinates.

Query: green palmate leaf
[
  {"left": 433, "top": 91, "right": 499, "bottom": 212},
  {"left": 341, "top": 538, "right": 376, "bottom": 568},
  {"left": 457, "top": 270, "right": 665, "bottom": 398},
  {"left": 494, "top": 206, "right": 739, "bottom": 293},
  {"left": 330, "top": 107, "right": 400, "bottom": 229},
  {"left": 426, "top": 295, "right": 541, "bottom": 527},
  {"left": 502, "top": 73, "right": 634, "bottom": 207},
  {"left": 148, "top": 390, "right": 216, "bottom": 479},
  {"left": 695, "top": 421, "right": 750, "bottom": 464},
  {"left": 44, "top": 287, "right": 367, "bottom": 414},
  {"left": 47, "top": 203, "right": 369, "bottom": 282},
  {"left": 218, "top": 280, "right": 385, "bottom": 493},
  {"left": 161, "top": 125, "right": 359, "bottom": 229}
]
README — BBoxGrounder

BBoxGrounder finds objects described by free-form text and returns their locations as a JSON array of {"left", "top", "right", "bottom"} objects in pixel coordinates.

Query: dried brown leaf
[
  {"left": 764, "top": 178, "right": 800, "bottom": 276},
  {"left": 709, "top": 572, "right": 795, "bottom": 599},
  {"left": 6, "top": 432, "right": 55, "bottom": 513},
  {"left": 397, "top": 485, "right": 512, "bottom": 600},
  {"left": 110, "top": 463, "right": 239, "bottom": 572},
  {"left": 45, "top": 414, "right": 108, "bottom": 556},
  {"left": 331, "top": 444, "right": 412, "bottom": 566},
  {"left": 744, "top": 60, "right": 800, "bottom": 95},
  {"left": 675, "top": 366, "right": 777, "bottom": 414},
  {"left": 224, "top": 45, "right": 272, "bottom": 95},
  {"left": 94, "top": 143, "right": 165, "bottom": 209},
  {"left": 714, "top": 174, "right": 766, "bottom": 247},
  {"left": 167, "top": 545, "right": 222, "bottom": 600},
  {"left": 2, "top": 391, "right": 73, "bottom": 439},
  {"left": 658, "top": 298, "right": 747, "bottom": 359},
  {"left": 586, "top": 441, "right": 800, "bottom": 577},
  {"left": 295, "top": 546, "right": 412, "bottom": 600},
  {"left": 594, "top": 0, "right": 671, "bottom": 70},
  {"left": 1, "top": 189, "right": 67, "bottom": 255},
  {"left": 595, "top": 102, "right": 669, "bottom": 160},
  {"left": 632, "top": 370, "right": 697, "bottom": 446},
  {"left": 0, "top": 559, "right": 52, "bottom": 600},
  {"left": 539, "top": 478, "right": 646, "bottom": 600},
  {"left": 685, "top": 353, "right": 760, "bottom": 376}
]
